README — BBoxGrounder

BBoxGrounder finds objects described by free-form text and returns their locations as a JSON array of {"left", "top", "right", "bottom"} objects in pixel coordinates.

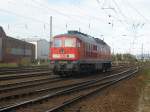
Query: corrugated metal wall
[
  {"left": 2, "top": 37, "right": 35, "bottom": 63},
  {"left": 0, "top": 26, "right": 35, "bottom": 63}
]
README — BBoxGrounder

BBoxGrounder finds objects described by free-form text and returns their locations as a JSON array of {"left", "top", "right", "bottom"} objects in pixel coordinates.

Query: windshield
[
  {"left": 54, "top": 39, "right": 62, "bottom": 47},
  {"left": 64, "top": 38, "right": 75, "bottom": 47}
]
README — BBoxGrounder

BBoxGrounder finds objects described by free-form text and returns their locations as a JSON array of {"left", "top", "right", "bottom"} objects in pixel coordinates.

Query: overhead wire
[
  {"left": 31, "top": 0, "right": 115, "bottom": 33},
  {"left": 0, "top": 1, "right": 56, "bottom": 29},
  {"left": 0, "top": 0, "right": 69, "bottom": 33},
  {"left": 1, "top": 0, "right": 126, "bottom": 32},
  {"left": 32, "top": 0, "right": 116, "bottom": 24},
  {"left": 111, "top": 0, "right": 128, "bottom": 20},
  {"left": 0, "top": 8, "right": 49, "bottom": 24},
  {"left": 96, "top": 0, "right": 129, "bottom": 25},
  {"left": 31, "top": 0, "right": 90, "bottom": 25},
  {"left": 124, "top": 0, "right": 150, "bottom": 24}
]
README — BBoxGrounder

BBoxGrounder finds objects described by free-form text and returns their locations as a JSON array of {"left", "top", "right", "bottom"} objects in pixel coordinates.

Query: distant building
[
  {"left": 136, "top": 54, "right": 150, "bottom": 60},
  {"left": 23, "top": 38, "right": 49, "bottom": 60}
]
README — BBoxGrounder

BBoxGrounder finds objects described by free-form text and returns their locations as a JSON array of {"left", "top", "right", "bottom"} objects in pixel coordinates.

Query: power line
[
  {"left": 31, "top": 0, "right": 114, "bottom": 34},
  {"left": 96, "top": 0, "right": 129, "bottom": 25},
  {"left": 2, "top": 0, "right": 126, "bottom": 30},
  {"left": 0, "top": 1, "right": 69, "bottom": 32},
  {"left": 31, "top": 0, "right": 116, "bottom": 26},
  {"left": 0, "top": 7, "right": 49, "bottom": 24},
  {"left": 125, "top": 0, "right": 150, "bottom": 24},
  {"left": 31, "top": 0, "right": 90, "bottom": 25},
  {"left": 6, "top": 0, "right": 84, "bottom": 26},
  {"left": 111, "top": 0, "right": 127, "bottom": 20},
  {"left": 8, "top": 0, "right": 69, "bottom": 19}
]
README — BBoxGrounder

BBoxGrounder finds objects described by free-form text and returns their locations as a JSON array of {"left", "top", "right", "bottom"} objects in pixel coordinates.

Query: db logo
[{"left": 60, "top": 49, "right": 65, "bottom": 54}]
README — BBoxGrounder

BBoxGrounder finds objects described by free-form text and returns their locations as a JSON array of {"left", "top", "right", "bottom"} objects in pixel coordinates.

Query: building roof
[
  {"left": 0, "top": 26, "right": 34, "bottom": 46},
  {"left": 22, "top": 38, "right": 48, "bottom": 42},
  {"left": 0, "top": 26, "right": 6, "bottom": 38}
]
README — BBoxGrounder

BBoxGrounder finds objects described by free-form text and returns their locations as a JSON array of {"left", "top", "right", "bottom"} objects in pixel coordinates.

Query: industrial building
[
  {"left": 23, "top": 38, "right": 49, "bottom": 60},
  {"left": 0, "top": 26, "right": 35, "bottom": 63}
]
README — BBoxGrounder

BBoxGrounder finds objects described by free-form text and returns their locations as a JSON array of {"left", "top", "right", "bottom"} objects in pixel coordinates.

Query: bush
[
  {"left": 18, "top": 58, "right": 31, "bottom": 67},
  {"left": 0, "top": 63, "right": 18, "bottom": 68}
]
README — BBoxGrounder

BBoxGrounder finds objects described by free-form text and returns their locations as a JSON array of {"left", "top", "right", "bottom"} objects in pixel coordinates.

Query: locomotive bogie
[{"left": 50, "top": 60, "right": 111, "bottom": 76}]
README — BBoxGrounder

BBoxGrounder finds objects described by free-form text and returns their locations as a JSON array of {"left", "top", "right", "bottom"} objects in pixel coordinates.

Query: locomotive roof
[
  {"left": 67, "top": 31, "right": 108, "bottom": 46},
  {"left": 54, "top": 31, "right": 110, "bottom": 47}
]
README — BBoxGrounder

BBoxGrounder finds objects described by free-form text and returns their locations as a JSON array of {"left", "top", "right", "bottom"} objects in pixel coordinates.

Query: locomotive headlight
[
  {"left": 53, "top": 54, "right": 60, "bottom": 58},
  {"left": 67, "top": 54, "right": 75, "bottom": 58},
  {"left": 52, "top": 54, "right": 75, "bottom": 58}
]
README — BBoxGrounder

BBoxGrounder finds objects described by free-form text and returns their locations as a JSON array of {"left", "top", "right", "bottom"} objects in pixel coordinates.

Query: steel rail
[
  {"left": 0, "top": 71, "right": 51, "bottom": 80},
  {"left": 0, "top": 66, "right": 48, "bottom": 71},
  {"left": 0, "top": 68, "right": 50, "bottom": 75},
  {"left": 0, "top": 77, "right": 60, "bottom": 93},
  {"left": 0, "top": 67, "right": 49, "bottom": 75},
  {"left": 0, "top": 69, "right": 49, "bottom": 75}
]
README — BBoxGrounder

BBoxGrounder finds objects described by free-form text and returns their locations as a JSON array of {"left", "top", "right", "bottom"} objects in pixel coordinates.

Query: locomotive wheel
[
  {"left": 59, "top": 71, "right": 71, "bottom": 77},
  {"left": 102, "top": 68, "right": 106, "bottom": 72}
]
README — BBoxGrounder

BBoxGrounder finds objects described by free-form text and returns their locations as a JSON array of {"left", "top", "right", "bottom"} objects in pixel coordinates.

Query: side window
[
  {"left": 88, "top": 44, "right": 90, "bottom": 51},
  {"left": 93, "top": 45, "right": 97, "bottom": 51},
  {"left": 77, "top": 41, "right": 80, "bottom": 47},
  {"left": 85, "top": 43, "right": 88, "bottom": 56}
]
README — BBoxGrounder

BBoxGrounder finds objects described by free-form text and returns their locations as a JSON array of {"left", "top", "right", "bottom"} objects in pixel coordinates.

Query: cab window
[
  {"left": 54, "top": 39, "right": 62, "bottom": 47},
  {"left": 64, "top": 38, "right": 75, "bottom": 47}
]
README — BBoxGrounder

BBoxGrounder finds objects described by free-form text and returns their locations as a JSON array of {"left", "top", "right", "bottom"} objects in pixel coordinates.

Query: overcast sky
[{"left": 0, "top": 0, "right": 150, "bottom": 55}]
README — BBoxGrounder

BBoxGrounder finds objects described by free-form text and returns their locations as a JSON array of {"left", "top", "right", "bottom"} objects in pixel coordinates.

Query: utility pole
[
  {"left": 50, "top": 16, "right": 53, "bottom": 43},
  {"left": 66, "top": 24, "right": 68, "bottom": 32},
  {"left": 49, "top": 16, "right": 53, "bottom": 65},
  {"left": 88, "top": 23, "right": 91, "bottom": 35},
  {"left": 79, "top": 27, "right": 81, "bottom": 32},
  {"left": 112, "top": 48, "right": 114, "bottom": 55},
  {"left": 141, "top": 43, "right": 144, "bottom": 61}
]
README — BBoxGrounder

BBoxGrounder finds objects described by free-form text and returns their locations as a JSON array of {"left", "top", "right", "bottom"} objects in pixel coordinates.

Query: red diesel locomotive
[{"left": 50, "top": 31, "right": 111, "bottom": 76}]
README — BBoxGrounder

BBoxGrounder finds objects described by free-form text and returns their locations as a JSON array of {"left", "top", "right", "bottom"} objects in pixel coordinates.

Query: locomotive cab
[{"left": 50, "top": 35, "right": 81, "bottom": 76}]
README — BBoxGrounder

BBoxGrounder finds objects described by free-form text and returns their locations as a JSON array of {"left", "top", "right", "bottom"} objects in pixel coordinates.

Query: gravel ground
[
  {"left": 137, "top": 67, "right": 150, "bottom": 112},
  {"left": 61, "top": 67, "right": 149, "bottom": 112}
]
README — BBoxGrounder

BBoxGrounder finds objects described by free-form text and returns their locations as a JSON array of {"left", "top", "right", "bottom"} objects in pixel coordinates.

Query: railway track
[
  {"left": 0, "top": 67, "right": 139, "bottom": 112},
  {"left": 0, "top": 65, "right": 124, "bottom": 80},
  {"left": 0, "top": 65, "right": 48, "bottom": 71},
  {"left": 0, "top": 77, "right": 60, "bottom": 92},
  {"left": 0, "top": 66, "right": 49, "bottom": 75},
  {"left": 0, "top": 65, "right": 127, "bottom": 86},
  {"left": 0, "top": 71, "right": 51, "bottom": 81},
  {"left": 0, "top": 65, "right": 128, "bottom": 94}
]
